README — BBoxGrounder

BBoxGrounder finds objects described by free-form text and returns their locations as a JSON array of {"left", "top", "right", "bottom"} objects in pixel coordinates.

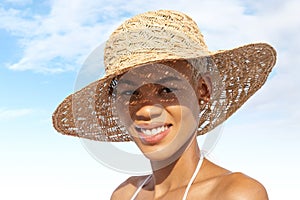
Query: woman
[{"left": 52, "top": 10, "right": 276, "bottom": 199}]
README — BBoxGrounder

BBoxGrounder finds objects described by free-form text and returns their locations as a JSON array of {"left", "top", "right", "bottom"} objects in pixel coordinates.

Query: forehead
[{"left": 117, "top": 60, "right": 194, "bottom": 86}]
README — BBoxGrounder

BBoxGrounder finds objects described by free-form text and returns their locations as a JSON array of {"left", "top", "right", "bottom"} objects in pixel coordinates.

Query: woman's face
[{"left": 114, "top": 61, "right": 203, "bottom": 161}]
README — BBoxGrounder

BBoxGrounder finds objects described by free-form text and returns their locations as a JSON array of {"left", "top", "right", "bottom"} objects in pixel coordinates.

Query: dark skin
[
  {"left": 111, "top": 60, "right": 268, "bottom": 200},
  {"left": 111, "top": 138, "right": 268, "bottom": 199}
]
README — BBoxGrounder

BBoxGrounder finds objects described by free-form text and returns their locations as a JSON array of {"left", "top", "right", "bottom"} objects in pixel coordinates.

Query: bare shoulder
[
  {"left": 110, "top": 175, "right": 147, "bottom": 200},
  {"left": 194, "top": 159, "right": 268, "bottom": 200},
  {"left": 221, "top": 172, "right": 268, "bottom": 200}
]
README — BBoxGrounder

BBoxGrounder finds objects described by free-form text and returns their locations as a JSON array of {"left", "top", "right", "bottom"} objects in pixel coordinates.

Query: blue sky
[{"left": 1, "top": 0, "right": 300, "bottom": 199}]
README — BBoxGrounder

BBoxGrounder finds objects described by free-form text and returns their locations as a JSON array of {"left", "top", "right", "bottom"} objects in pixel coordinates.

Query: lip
[{"left": 134, "top": 123, "right": 172, "bottom": 145}]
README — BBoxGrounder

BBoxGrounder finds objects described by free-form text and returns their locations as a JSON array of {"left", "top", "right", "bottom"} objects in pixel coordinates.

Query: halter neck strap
[
  {"left": 182, "top": 153, "right": 204, "bottom": 200},
  {"left": 130, "top": 153, "right": 204, "bottom": 200},
  {"left": 130, "top": 175, "right": 152, "bottom": 200}
]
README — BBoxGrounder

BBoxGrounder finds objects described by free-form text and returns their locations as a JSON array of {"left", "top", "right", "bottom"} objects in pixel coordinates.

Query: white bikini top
[{"left": 130, "top": 153, "right": 204, "bottom": 200}]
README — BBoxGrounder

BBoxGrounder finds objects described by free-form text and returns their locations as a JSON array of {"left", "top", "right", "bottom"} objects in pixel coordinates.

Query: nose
[{"left": 135, "top": 104, "right": 164, "bottom": 121}]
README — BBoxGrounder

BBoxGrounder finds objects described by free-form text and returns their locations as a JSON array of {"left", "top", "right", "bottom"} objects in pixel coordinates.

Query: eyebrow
[
  {"left": 117, "top": 75, "right": 183, "bottom": 86},
  {"left": 117, "top": 79, "right": 137, "bottom": 86},
  {"left": 157, "top": 76, "right": 183, "bottom": 84}
]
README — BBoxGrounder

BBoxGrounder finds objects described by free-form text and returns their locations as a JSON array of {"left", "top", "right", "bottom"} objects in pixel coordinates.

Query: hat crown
[{"left": 104, "top": 10, "right": 208, "bottom": 75}]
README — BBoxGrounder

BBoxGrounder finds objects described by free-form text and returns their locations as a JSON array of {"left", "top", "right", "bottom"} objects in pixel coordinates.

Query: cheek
[
  {"left": 114, "top": 97, "right": 132, "bottom": 127},
  {"left": 173, "top": 108, "right": 198, "bottom": 148},
  {"left": 174, "top": 87, "right": 199, "bottom": 111},
  {"left": 169, "top": 105, "right": 198, "bottom": 129}
]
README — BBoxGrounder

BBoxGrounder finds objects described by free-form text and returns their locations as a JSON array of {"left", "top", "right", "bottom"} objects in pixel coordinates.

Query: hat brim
[{"left": 52, "top": 42, "right": 276, "bottom": 142}]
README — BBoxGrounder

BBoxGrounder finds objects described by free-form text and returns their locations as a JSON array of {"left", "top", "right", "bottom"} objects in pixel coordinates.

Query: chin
[{"left": 138, "top": 139, "right": 188, "bottom": 163}]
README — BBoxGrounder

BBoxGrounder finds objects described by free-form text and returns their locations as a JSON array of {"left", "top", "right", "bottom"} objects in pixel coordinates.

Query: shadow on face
[{"left": 110, "top": 60, "right": 211, "bottom": 162}]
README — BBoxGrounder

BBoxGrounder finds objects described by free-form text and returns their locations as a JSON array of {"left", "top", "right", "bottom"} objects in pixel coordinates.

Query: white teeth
[
  {"left": 140, "top": 126, "right": 168, "bottom": 136},
  {"left": 157, "top": 127, "right": 162, "bottom": 133},
  {"left": 145, "top": 130, "right": 151, "bottom": 135}
]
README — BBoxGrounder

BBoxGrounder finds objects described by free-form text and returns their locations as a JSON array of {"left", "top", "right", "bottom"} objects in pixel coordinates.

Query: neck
[{"left": 149, "top": 136, "right": 201, "bottom": 196}]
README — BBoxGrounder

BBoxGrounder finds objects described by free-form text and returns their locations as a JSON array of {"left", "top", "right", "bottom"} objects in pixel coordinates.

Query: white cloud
[
  {"left": 2, "top": 0, "right": 298, "bottom": 124},
  {"left": 0, "top": 0, "right": 142, "bottom": 73},
  {"left": 0, "top": 1, "right": 294, "bottom": 69},
  {"left": 0, "top": 0, "right": 299, "bottom": 121},
  {"left": 0, "top": 108, "right": 33, "bottom": 120},
  {"left": 1, "top": 0, "right": 299, "bottom": 76},
  {"left": 1, "top": 0, "right": 298, "bottom": 123},
  {"left": 0, "top": 1, "right": 299, "bottom": 199}
]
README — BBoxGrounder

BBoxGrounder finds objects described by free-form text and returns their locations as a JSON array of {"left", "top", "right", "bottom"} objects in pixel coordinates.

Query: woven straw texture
[{"left": 52, "top": 10, "right": 276, "bottom": 142}]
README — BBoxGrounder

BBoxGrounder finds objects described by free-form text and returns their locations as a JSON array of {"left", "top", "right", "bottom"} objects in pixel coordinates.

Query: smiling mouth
[{"left": 134, "top": 124, "right": 172, "bottom": 145}]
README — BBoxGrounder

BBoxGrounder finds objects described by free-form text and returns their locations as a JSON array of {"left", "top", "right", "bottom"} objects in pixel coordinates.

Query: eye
[
  {"left": 120, "top": 90, "right": 139, "bottom": 96},
  {"left": 120, "top": 90, "right": 133, "bottom": 96},
  {"left": 159, "top": 87, "right": 177, "bottom": 94}
]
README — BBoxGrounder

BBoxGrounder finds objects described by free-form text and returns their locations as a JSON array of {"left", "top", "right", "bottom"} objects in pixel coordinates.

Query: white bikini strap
[
  {"left": 130, "top": 154, "right": 204, "bottom": 200},
  {"left": 182, "top": 153, "right": 204, "bottom": 200},
  {"left": 130, "top": 175, "right": 152, "bottom": 200}
]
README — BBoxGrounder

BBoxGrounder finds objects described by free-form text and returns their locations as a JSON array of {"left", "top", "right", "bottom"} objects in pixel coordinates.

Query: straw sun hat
[{"left": 52, "top": 10, "right": 276, "bottom": 142}]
